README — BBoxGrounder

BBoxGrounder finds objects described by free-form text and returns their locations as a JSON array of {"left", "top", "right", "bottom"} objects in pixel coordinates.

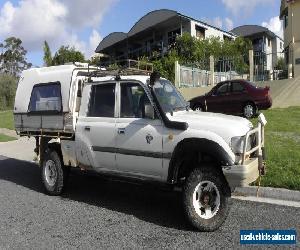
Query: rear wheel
[
  {"left": 243, "top": 103, "right": 256, "bottom": 118},
  {"left": 183, "top": 167, "right": 230, "bottom": 231},
  {"left": 41, "top": 149, "right": 68, "bottom": 195}
]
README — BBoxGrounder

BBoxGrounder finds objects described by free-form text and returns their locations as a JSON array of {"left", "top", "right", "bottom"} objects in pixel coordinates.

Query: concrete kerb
[{"left": 233, "top": 186, "right": 300, "bottom": 202}]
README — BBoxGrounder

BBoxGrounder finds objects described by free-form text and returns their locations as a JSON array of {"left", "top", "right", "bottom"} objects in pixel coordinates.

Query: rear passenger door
[
  {"left": 75, "top": 82, "right": 117, "bottom": 171},
  {"left": 229, "top": 81, "right": 248, "bottom": 114},
  {"left": 115, "top": 81, "right": 164, "bottom": 179}
]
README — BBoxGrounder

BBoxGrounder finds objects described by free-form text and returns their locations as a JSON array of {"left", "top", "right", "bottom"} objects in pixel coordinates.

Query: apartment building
[
  {"left": 95, "top": 9, "right": 236, "bottom": 61},
  {"left": 280, "top": 0, "right": 300, "bottom": 77},
  {"left": 231, "top": 25, "right": 284, "bottom": 75}
]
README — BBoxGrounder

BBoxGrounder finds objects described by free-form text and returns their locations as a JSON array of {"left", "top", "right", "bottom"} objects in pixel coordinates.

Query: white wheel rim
[
  {"left": 44, "top": 160, "right": 57, "bottom": 187},
  {"left": 192, "top": 181, "right": 220, "bottom": 220},
  {"left": 195, "top": 106, "right": 202, "bottom": 111},
  {"left": 244, "top": 105, "right": 254, "bottom": 118}
]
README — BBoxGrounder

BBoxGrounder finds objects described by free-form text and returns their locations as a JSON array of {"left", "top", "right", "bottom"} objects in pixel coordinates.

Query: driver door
[{"left": 115, "top": 82, "right": 164, "bottom": 179}]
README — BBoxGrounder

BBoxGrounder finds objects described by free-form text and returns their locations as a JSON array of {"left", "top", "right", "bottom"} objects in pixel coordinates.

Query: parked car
[
  {"left": 14, "top": 65, "right": 267, "bottom": 231},
  {"left": 189, "top": 80, "right": 272, "bottom": 118}
]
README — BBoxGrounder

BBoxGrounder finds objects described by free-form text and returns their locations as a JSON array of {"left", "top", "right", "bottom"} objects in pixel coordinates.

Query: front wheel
[
  {"left": 41, "top": 150, "right": 68, "bottom": 195},
  {"left": 183, "top": 167, "right": 230, "bottom": 231}
]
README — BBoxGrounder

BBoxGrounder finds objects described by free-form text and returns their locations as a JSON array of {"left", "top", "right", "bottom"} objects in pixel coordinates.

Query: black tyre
[
  {"left": 41, "top": 149, "right": 68, "bottom": 195},
  {"left": 193, "top": 103, "right": 204, "bottom": 111},
  {"left": 243, "top": 103, "right": 256, "bottom": 119},
  {"left": 183, "top": 167, "right": 230, "bottom": 231}
]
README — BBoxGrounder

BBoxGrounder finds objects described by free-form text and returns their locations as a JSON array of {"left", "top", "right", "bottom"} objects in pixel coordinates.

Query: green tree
[
  {"left": 174, "top": 33, "right": 198, "bottom": 64},
  {"left": 173, "top": 34, "right": 252, "bottom": 74},
  {"left": 43, "top": 41, "right": 53, "bottom": 66},
  {"left": 275, "top": 57, "right": 285, "bottom": 70},
  {"left": 0, "top": 73, "right": 17, "bottom": 110},
  {"left": 153, "top": 50, "right": 180, "bottom": 82},
  {"left": 52, "top": 46, "right": 85, "bottom": 65},
  {"left": 0, "top": 37, "right": 32, "bottom": 76}
]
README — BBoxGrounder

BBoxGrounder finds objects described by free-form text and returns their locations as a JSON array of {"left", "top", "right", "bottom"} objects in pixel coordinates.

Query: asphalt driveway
[{"left": 0, "top": 155, "right": 299, "bottom": 249}]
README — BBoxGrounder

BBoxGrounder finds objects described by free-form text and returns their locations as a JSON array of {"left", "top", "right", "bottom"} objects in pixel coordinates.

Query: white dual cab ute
[{"left": 14, "top": 63, "right": 267, "bottom": 231}]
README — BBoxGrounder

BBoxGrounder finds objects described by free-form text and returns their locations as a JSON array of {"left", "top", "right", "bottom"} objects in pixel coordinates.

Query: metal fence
[
  {"left": 214, "top": 56, "right": 249, "bottom": 84},
  {"left": 253, "top": 50, "right": 293, "bottom": 81},
  {"left": 179, "top": 59, "right": 210, "bottom": 87},
  {"left": 177, "top": 56, "right": 249, "bottom": 88}
]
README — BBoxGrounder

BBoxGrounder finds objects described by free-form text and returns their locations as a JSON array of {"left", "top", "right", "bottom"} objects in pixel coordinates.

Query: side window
[
  {"left": 29, "top": 83, "right": 62, "bottom": 112},
  {"left": 216, "top": 83, "right": 229, "bottom": 95},
  {"left": 88, "top": 83, "right": 115, "bottom": 117},
  {"left": 120, "top": 82, "right": 150, "bottom": 118},
  {"left": 232, "top": 82, "right": 245, "bottom": 93}
]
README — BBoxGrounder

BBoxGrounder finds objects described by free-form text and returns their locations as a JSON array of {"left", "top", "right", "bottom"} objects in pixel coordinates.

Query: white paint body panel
[
  {"left": 116, "top": 118, "right": 164, "bottom": 178},
  {"left": 76, "top": 117, "right": 117, "bottom": 170},
  {"left": 14, "top": 65, "right": 76, "bottom": 113}
]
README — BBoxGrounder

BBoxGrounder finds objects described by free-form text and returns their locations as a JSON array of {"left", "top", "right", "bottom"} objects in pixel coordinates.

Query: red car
[{"left": 189, "top": 80, "right": 272, "bottom": 118}]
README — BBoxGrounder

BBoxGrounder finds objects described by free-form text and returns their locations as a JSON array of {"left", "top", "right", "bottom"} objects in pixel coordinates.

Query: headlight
[{"left": 231, "top": 136, "right": 252, "bottom": 154}]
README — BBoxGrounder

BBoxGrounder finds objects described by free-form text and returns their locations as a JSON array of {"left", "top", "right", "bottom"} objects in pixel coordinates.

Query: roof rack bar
[{"left": 77, "top": 59, "right": 153, "bottom": 78}]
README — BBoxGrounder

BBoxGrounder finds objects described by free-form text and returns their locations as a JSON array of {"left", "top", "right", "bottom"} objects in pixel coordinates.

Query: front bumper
[
  {"left": 223, "top": 158, "right": 259, "bottom": 188},
  {"left": 223, "top": 114, "right": 266, "bottom": 189}
]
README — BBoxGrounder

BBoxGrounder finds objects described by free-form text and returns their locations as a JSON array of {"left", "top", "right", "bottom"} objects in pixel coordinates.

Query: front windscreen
[{"left": 152, "top": 79, "right": 187, "bottom": 114}]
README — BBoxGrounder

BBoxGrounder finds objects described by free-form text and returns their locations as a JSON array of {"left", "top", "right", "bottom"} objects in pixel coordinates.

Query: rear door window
[
  {"left": 232, "top": 82, "right": 245, "bottom": 93},
  {"left": 88, "top": 83, "right": 116, "bottom": 117},
  {"left": 29, "top": 82, "right": 62, "bottom": 112}
]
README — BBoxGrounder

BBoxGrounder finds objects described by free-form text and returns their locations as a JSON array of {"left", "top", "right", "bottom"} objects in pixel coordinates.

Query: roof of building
[
  {"left": 96, "top": 32, "right": 127, "bottom": 53},
  {"left": 95, "top": 9, "right": 236, "bottom": 53},
  {"left": 230, "top": 25, "right": 283, "bottom": 41}
]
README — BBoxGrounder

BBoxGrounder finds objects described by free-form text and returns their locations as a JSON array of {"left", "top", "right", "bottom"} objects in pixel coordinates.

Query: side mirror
[{"left": 144, "top": 104, "right": 155, "bottom": 119}]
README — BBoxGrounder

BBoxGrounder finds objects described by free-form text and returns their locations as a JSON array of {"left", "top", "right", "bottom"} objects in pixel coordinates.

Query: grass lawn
[
  {"left": 0, "top": 133, "right": 16, "bottom": 142},
  {"left": 0, "top": 110, "right": 14, "bottom": 130},
  {"left": 253, "top": 107, "right": 300, "bottom": 190}
]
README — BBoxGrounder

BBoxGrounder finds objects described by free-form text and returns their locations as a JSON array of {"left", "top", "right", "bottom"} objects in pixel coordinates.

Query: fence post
[
  {"left": 249, "top": 50, "right": 254, "bottom": 82},
  {"left": 174, "top": 61, "right": 180, "bottom": 87},
  {"left": 209, "top": 55, "right": 214, "bottom": 85}
]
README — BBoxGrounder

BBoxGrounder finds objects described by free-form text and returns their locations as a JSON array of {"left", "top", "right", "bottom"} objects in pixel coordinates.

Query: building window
[
  {"left": 88, "top": 83, "right": 115, "bottom": 117},
  {"left": 168, "top": 29, "right": 181, "bottom": 46},
  {"left": 195, "top": 25, "right": 205, "bottom": 40},
  {"left": 268, "top": 38, "right": 271, "bottom": 47},
  {"left": 284, "top": 14, "right": 288, "bottom": 29},
  {"left": 284, "top": 46, "right": 290, "bottom": 65},
  {"left": 223, "top": 35, "right": 232, "bottom": 41}
]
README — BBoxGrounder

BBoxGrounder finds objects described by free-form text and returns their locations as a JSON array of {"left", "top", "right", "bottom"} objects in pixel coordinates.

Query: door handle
[
  {"left": 118, "top": 128, "right": 126, "bottom": 134},
  {"left": 84, "top": 126, "right": 91, "bottom": 131}
]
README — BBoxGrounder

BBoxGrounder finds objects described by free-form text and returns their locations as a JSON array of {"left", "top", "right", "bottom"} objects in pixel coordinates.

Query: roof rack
[{"left": 77, "top": 59, "right": 153, "bottom": 78}]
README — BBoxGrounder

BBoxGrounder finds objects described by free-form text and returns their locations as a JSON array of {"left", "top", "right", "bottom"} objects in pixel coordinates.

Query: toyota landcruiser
[{"left": 14, "top": 63, "right": 267, "bottom": 231}]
